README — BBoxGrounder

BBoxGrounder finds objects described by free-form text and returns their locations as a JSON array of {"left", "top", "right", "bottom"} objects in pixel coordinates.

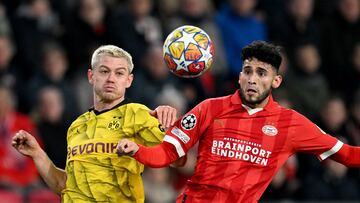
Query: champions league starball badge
[{"left": 181, "top": 114, "right": 197, "bottom": 130}]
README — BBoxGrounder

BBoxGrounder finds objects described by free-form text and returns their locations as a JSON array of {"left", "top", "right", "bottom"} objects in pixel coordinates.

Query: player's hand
[
  {"left": 149, "top": 105, "right": 177, "bottom": 129},
  {"left": 11, "top": 130, "right": 41, "bottom": 158},
  {"left": 171, "top": 154, "right": 188, "bottom": 167},
  {"left": 116, "top": 139, "right": 139, "bottom": 156}
]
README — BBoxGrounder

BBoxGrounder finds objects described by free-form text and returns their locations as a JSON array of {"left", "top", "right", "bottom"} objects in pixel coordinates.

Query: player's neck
[
  {"left": 243, "top": 96, "right": 270, "bottom": 109},
  {"left": 94, "top": 97, "right": 124, "bottom": 112}
]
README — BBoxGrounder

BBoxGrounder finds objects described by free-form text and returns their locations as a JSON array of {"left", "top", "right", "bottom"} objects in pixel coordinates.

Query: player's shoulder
[
  {"left": 118, "top": 102, "right": 153, "bottom": 119},
  {"left": 120, "top": 102, "right": 150, "bottom": 112},
  {"left": 200, "top": 94, "right": 232, "bottom": 106},
  {"left": 281, "top": 107, "right": 312, "bottom": 124},
  {"left": 68, "top": 111, "right": 90, "bottom": 128}
]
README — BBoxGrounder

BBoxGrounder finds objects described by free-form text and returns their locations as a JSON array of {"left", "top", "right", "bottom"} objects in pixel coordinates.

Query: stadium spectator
[
  {"left": 301, "top": 151, "right": 360, "bottom": 200},
  {"left": 267, "top": 0, "right": 321, "bottom": 65},
  {"left": 25, "top": 42, "right": 79, "bottom": 121},
  {"left": 216, "top": 0, "right": 267, "bottom": 80},
  {"left": 143, "top": 167, "right": 178, "bottom": 203},
  {"left": 346, "top": 92, "right": 360, "bottom": 147},
  {"left": 0, "top": 33, "right": 29, "bottom": 114},
  {"left": 11, "top": 0, "right": 62, "bottom": 79},
  {"left": 127, "top": 45, "right": 181, "bottom": 109},
  {"left": 282, "top": 42, "right": 329, "bottom": 121},
  {"left": 111, "top": 0, "right": 163, "bottom": 70},
  {"left": 0, "top": 86, "right": 58, "bottom": 202},
  {"left": 343, "top": 42, "right": 360, "bottom": 105},
  {"left": 32, "top": 86, "right": 69, "bottom": 169},
  {"left": 62, "top": 0, "right": 119, "bottom": 75},
  {"left": 261, "top": 155, "right": 300, "bottom": 201},
  {"left": 319, "top": 0, "right": 360, "bottom": 92}
]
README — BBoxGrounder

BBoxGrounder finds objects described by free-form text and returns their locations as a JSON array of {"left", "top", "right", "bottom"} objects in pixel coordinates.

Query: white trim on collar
[{"left": 242, "top": 104, "right": 263, "bottom": 115}]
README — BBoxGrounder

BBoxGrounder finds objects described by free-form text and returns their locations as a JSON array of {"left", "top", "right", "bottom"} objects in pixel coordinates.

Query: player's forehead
[
  {"left": 96, "top": 55, "right": 129, "bottom": 71},
  {"left": 243, "top": 58, "right": 273, "bottom": 71}
]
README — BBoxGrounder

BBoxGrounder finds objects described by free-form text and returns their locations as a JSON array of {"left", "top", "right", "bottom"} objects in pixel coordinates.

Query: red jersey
[{"left": 162, "top": 90, "right": 341, "bottom": 203}]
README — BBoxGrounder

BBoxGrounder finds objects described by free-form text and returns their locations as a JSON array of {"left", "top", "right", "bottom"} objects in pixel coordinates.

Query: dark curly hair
[{"left": 241, "top": 41, "right": 282, "bottom": 70}]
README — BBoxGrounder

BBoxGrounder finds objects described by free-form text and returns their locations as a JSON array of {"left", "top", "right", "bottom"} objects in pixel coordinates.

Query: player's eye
[
  {"left": 243, "top": 69, "right": 251, "bottom": 75},
  {"left": 257, "top": 70, "right": 267, "bottom": 77},
  {"left": 116, "top": 71, "right": 125, "bottom": 76},
  {"left": 99, "top": 69, "right": 109, "bottom": 74}
]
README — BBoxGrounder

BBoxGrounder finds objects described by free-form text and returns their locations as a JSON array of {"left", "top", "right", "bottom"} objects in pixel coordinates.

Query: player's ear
[
  {"left": 126, "top": 73, "right": 134, "bottom": 88},
  {"left": 238, "top": 71, "right": 243, "bottom": 85},
  {"left": 271, "top": 74, "right": 282, "bottom": 89},
  {"left": 88, "top": 69, "right": 94, "bottom": 84}
]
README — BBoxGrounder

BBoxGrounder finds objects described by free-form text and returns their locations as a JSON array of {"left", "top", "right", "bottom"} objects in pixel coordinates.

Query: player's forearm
[
  {"left": 134, "top": 142, "right": 180, "bottom": 168},
  {"left": 33, "top": 148, "right": 67, "bottom": 194},
  {"left": 330, "top": 144, "right": 360, "bottom": 167}
]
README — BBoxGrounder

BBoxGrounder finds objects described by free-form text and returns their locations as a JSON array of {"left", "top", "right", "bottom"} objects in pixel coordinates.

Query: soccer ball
[{"left": 163, "top": 25, "right": 214, "bottom": 78}]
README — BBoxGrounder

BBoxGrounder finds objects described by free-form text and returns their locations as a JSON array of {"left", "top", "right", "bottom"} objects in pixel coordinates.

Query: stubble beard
[
  {"left": 95, "top": 87, "right": 119, "bottom": 103},
  {"left": 239, "top": 87, "right": 271, "bottom": 107}
]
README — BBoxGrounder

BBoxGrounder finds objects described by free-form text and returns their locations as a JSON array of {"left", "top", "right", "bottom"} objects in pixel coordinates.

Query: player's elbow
[{"left": 170, "top": 155, "right": 187, "bottom": 168}]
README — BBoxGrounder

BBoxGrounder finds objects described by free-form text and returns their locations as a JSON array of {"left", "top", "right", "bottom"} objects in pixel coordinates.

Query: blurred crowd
[{"left": 0, "top": 0, "right": 359, "bottom": 202}]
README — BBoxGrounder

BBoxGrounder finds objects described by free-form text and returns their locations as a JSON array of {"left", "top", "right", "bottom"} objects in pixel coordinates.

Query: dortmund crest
[{"left": 108, "top": 120, "right": 121, "bottom": 130}]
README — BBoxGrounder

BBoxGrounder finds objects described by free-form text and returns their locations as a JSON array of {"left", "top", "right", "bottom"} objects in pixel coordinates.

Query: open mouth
[{"left": 247, "top": 88, "right": 257, "bottom": 94}]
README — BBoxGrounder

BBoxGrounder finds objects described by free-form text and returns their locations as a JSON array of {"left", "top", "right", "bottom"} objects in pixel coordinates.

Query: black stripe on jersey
[{"left": 89, "top": 98, "right": 132, "bottom": 115}]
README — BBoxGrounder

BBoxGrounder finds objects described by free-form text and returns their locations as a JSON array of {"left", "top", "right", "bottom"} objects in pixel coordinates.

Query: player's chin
[
  {"left": 244, "top": 95, "right": 263, "bottom": 104},
  {"left": 244, "top": 91, "right": 259, "bottom": 100},
  {"left": 101, "top": 92, "right": 118, "bottom": 101}
]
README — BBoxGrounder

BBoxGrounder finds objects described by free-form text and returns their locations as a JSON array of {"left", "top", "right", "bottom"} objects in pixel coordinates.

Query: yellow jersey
[{"left": 62, "top": 100, "right": 165, "bottom": 202}]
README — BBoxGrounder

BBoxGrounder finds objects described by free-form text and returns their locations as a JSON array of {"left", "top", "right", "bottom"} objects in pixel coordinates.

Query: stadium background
[{"left": 0, "top": 0, "right": 359, "bottom": 202}]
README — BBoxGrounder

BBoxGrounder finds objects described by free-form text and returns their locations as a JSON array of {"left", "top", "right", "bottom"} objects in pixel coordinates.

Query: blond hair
[{"left": 91, "top": 45, "right": 134, "bottom": 73}]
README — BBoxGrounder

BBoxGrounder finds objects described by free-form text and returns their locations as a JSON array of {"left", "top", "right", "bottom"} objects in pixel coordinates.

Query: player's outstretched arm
[
  {"left": 330, "top": 143, "right": 360, "bottom": 167},
  {"left": 117, "top": 139, "right": 180, "bottom": 168},
  {"left": 149, "top": 105, "right": 177, "bottom": 129},
  {"left": 12, "top": 130, "right": 67, "bottom": 194},
  {"left": 116, "top": 139, "right": 139, "bottom": 156}
]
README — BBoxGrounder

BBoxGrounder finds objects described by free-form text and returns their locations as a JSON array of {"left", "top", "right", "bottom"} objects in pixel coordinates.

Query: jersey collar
[
  {"left": 231, "top": 90, "right": 278, "bottom": 112},
  {"left": 89, "top": 98, "right": 131, "bottom": 115}
]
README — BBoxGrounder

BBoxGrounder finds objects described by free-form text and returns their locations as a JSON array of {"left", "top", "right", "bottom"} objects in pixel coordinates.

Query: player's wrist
[
  {"left": 32, "top": 147, "right": 47, "bottom": 161},
  {"left": 133, "top": 144, "right": 142, "bottom": 158}
]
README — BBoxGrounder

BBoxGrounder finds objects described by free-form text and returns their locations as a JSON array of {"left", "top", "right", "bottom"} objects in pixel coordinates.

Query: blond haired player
[{"left": 12, "top": 45, "right": 180, "bottom": 202}]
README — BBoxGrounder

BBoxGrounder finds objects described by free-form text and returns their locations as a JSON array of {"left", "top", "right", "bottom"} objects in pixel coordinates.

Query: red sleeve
[
  {"left": 133, "top": 99, "right": 214, "bottom": 167},
  {"left": 162, "top": 100, "right": 212, "bottom": 157},
  {"left": 133, "top": 141, "right": 179, "bottom": 168},
  {"left": 290, "top": 112, "right": 339, "bottom": 160},
  {"left": 330, "top": 143, "right": 360, "bottom": 167}
]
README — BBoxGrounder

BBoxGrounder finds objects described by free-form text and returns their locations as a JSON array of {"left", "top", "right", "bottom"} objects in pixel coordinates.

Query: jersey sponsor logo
[
  {"left": 67, "top": 142, "right": 118, "bottom": 159},
  {"left": 181, "top": 114, "right": 196, "bottom": 130},
  {"left": 171, "top": 127, "right": 190, "bottom": 144},
  {"left": 211, "top": 137, "right": 272, "bottom": 166},
  {"left": 262, "top": 125, "right": 278, "bottom": 136}
]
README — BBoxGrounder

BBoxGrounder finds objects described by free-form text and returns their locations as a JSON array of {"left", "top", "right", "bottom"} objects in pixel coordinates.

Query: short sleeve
[
  {"left": 132, "top": 105, "right": 165, "bottom": 147},
  {"left": 164, "top": 100, "right": 211, "bottom": 157},
  {"left": 290, "top": 113, "right": 342, "bottom": 161}
]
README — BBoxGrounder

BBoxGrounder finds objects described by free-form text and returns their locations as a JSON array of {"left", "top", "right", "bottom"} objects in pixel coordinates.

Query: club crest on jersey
[
  {"left": 181, "top": 114, "right": 196, "bottom": 130},
  {"left": 262, "top": 125, "right": 278, "bottom": 136},
  {"left": 107, "top": 120, "right": 121, "bottom": 130}
]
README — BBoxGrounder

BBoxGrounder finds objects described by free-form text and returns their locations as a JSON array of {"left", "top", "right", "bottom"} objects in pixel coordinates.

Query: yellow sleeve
[{"left": 127, "top": 104, "right": 165, "bottom": 146}]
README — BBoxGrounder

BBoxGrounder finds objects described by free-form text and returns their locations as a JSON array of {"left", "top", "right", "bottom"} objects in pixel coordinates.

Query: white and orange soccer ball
[{"left": 163, "top": 25, "right": 215, "bottom": 78}]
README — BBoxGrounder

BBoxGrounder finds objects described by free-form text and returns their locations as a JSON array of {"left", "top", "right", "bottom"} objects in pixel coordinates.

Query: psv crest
[
  {"left": 262, "top": 125, "right": 278, "bottom": 136},
  {"left": 181, "top": 114, "right": 197, "bottom": 130}
]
